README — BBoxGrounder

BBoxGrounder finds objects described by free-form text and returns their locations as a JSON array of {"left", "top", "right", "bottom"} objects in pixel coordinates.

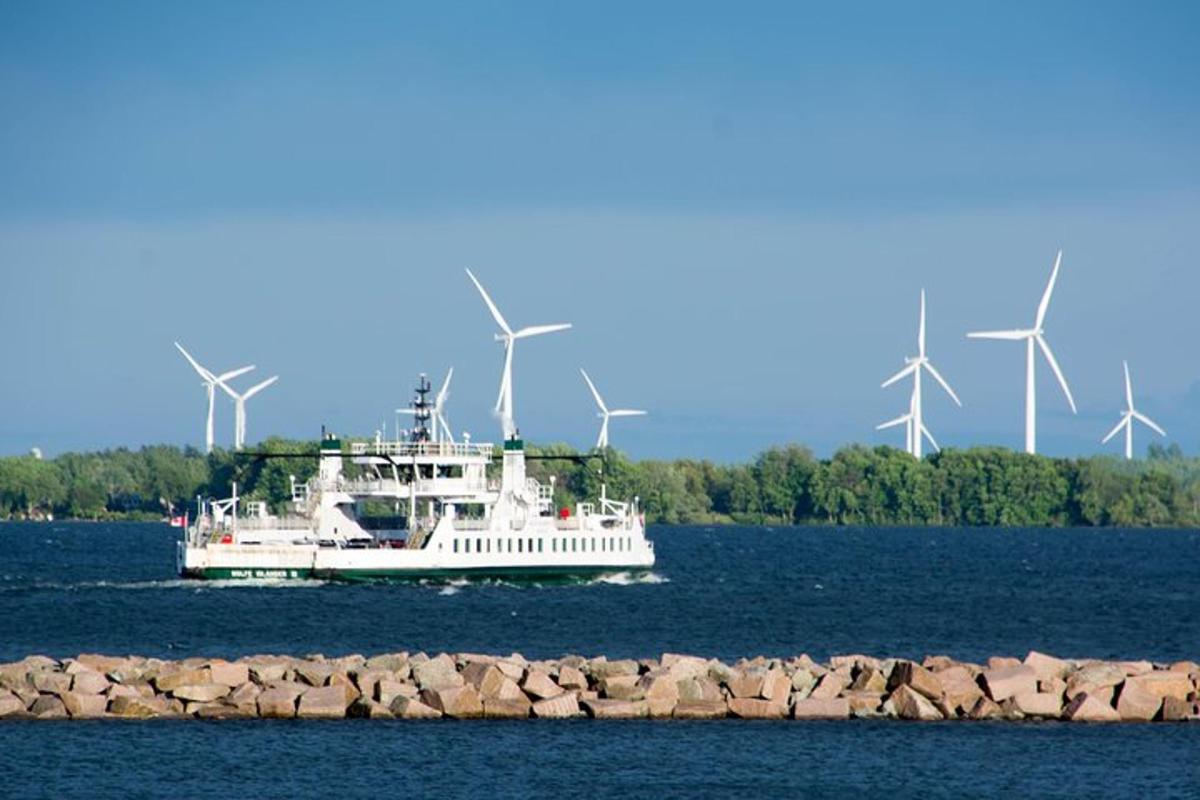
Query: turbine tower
[
  {"left": 466, "top": 269, "right": 571, "bottom": 439},
  {"left": 879, "top": 290, "right": 962, "bottom": 458},
  {"left": 1102, "top": 361, "right": 1166, "bottom": 460},
  {"left": 217, "top": 375, "right": 279, "bottom": 451},
  {"left": 174, "top": 342, "right": 254, "bottom": 454},
  {"left": 967, "top": 250, "right": 1076, "bottom": 454},
  {"left": 580, "top": 369, "right": 647, "bottom": 449}
]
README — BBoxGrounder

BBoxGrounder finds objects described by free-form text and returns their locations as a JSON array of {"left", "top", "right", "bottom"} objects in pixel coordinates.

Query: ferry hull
[{"left": 185, "top": 563, "right": 644, "bottom": 583}]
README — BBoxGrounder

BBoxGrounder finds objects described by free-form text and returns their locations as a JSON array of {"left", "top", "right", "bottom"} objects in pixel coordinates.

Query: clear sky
[{"left": 1, "top": 1, "right": 1198, "bottom": 461}]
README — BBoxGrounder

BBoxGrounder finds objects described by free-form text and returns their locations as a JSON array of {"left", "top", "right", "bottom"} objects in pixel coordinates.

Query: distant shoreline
[{"left": 1, "top": 439, "right": 1197, "bottom": 528}]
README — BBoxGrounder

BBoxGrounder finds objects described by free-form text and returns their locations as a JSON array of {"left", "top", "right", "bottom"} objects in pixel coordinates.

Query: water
[{"left": 1, "top": 522, "right": 1198, "bottom": 798}]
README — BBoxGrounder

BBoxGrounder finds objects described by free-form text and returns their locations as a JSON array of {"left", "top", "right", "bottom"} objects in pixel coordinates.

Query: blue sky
[{"left": 1, "top": 2, "right": 1198, "bottom": 460}]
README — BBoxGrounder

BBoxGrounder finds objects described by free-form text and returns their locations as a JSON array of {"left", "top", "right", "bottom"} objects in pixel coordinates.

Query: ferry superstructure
[{"left": 177, "top": 269, "right": 654, "bottom": 582}]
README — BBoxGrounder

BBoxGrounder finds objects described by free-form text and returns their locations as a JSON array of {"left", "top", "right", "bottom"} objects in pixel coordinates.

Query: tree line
[{"left": 1, "top": 438, "right": 1197, "bottom": 527}]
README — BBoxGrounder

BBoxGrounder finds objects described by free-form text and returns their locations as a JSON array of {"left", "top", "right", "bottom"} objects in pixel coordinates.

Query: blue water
[{"left": 1, "top": 522, "right": 1198, "bottom": 798}]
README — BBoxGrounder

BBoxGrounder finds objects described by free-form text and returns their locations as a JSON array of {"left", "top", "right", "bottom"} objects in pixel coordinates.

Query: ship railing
[
  {"left": 348, "top": 440, "right": 494, "bottom": 459},
  {"left": 333, "top": 477, "right": 492, "bottom": 496}
]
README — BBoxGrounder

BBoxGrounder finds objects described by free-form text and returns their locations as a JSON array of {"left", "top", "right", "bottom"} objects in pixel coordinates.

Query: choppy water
[{"left": 1, "top": 522, "right": 1198, "bottom": 798}]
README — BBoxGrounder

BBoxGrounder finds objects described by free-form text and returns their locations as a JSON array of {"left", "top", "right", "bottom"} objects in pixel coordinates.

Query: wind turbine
[
  {"left": 580, "top": 369, "right": 647, "bottom": 449},
  {"left": 466, "top": 269, "right": 571, "bottom": 439},
  {"left": 216, "top": 375, "right": 279, "bottom": 451},
  {"left": 967, "top": 250, "right": 1076, "bottom": 454},
  {"left": 1102, "top": 361, "right": 1166, "bottom": 460},
  {"left": 879, "top": 290, "right": 962, "bottom": 458},
  {"left": 174, "top": 342, "right": 255, "bottom": 454}
]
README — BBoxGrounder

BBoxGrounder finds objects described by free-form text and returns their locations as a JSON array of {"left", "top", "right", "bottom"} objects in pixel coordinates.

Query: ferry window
[
  {"left": 506, "top": 539, "right": 512, "bottom": 553},
  {"left": 537, "top": 539, "right": 543, "bottom": 553},
  {"left": 527, "top": 538, "right": 533, "bottom": 552},
  {"left": 476, "top": 538, "right": 482, "bottom": 553},
  {"left": 453, "top": 539, "right": 459, "bottom": 553},
  {"left": 571, "top": 538, "right": 576, "bottom": 552},
  {"left": 464, "top": 539, "right": 470, "bottom": 553},
  {"left": 518, "top": 539, "right": 523, "bottom": 553},
  {"left": 609, "top": 537, "right": 614, "bottom": 551},
  {"left": 591, "top": 538, "right": 596, "bottom": 551},
  {"left": 601, "top": 538, "right": 606, "bottom": 552},
  {"left": 487, "top": 540, "right": 491, "bottom": 553}
]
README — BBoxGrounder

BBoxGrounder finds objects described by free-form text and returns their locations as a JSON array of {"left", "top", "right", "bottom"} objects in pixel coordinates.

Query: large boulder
[
  {"left": 1124, "top": 671, "right": 1192, "bottom": 702},
  {"left": 980, "top": 665, "right": 1037, "bottom": 702},
  {"left": 207, "top": 661, "right": 251, "bottom": 688},
  {"left": 390, "top": 696, "right": 443, "bottom": 719},
  {"left": 677, "top": 676, "right": 724, "bottom": 704},
  {"left": 581, "top": 698, "right": 649, "bottom": 719},
  {"left": 936, "top": 666, "right": 983, "bottom": 714},
  {"left": 154, "top": 667, "right": 212, "bottom": 693},
  {"left": 412, "top": 655, "right": 464, "bottom": 692},
  {"left": 890, "top": 685, "right": 944, "bottom": 721},
  {"left": 30, "top": 695, "right": 69, "bottom": 718},
  {"left": 70, "top": 670, "right": 111, "bottom": 696},
  {"left": 483, "top": 697, "right": 532, "bottom": 719},
  {"left": 257, "top": 685, "right": 304, "bottom": 718},
  {"left": 600, "top": 674, "right": 644, "bottom": 701},
  {"left": 421, "top": 685, "right": 483, "bottom": 718},
  {"left": 557, "top": 666, "right": 589, "bottom": 691},
  {"left": 110, "top": 694, "right": 169, "bottom": 718},
  {"left": 376, "top": 680, "right": 419, "bottom": 707},
  {"left": 521, "top": 670, "right": 562, "bottom": 701},
  {"left": 587, "top": 659, "right": 640, "bottom": 680},
  {"left": 225, "top": 682, "right": 261, "bottom": 713},
  {"left": 792, "top": 697, "right": 850, "bottom": 719},
  {"left": 850, "top": 666, "right": 888, "bottom": 694},
  {"left": 842, "top": 692, "right": 885, "bottom": 717},
  {"left": 1009, "top": 692, "right": 1062, "bottom": 719},
  {"left": 1115, "top": 680, "right": 1162, "bottom": 721},
  {"left": 172, "top": 684, "right": 231, "bottom": 703},
  {"left": 889, "top": 662, "right": 942, "bottom": 702},
  {"left": 727, "top": 698, "right": 786, "bottom": 719},
  {"left": 246, "top": 658, "right": 290, "bottom": 684},
  {"left": 294, "top": 662, "right": 335, "bottom": 687},
  {"left": 297, "top": 685, "right": 351, "bottom": 719},
  {"left": 760, "top": 669, "right": 792, "bottom": 704},
  {"left": 531, "top": 692, "right": 580, "bottom": 719},
  {"left": 966, "top": 696, "right": 1003, "bottom": 720},
  {"left": 1066, "top": 663, "right": 1126, "bottom": 696},
  {"left": 1024, "top": 651, "right": 1072, "bottom": 683},
  {"left": 637, "top": 673, "right": 680, "bottom": 718},
  {"left": 0, "top": 691, "right": 26, "bottom": 717},
  {"left": 726, "top": 670, "right": 766, "bottom": 699},
  {"left": 1161, "top": 697, "right": 1196, "bottom": 722},
  {"left": 809, "top": 672, "right": 849, "bottom": 700},
  {"left": 31, "top": 672, "right": 72, "bottom": 696},
  {"left": 1063, "top": 693, "right": 1120, "bottom": 722}
]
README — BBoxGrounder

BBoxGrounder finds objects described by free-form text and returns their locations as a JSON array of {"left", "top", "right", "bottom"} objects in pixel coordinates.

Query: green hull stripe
[{"left": 185, "top": 564, "right": 641, "bottom": 583}]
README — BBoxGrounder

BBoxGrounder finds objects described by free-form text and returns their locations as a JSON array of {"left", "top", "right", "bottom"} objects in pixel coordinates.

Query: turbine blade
[
  {"left": 876, "top": 414, "right": 912, "bottom": 431},
  {"left": 1036, "top": 334, "right": 1076, "bottom": 413},
  {"left": 436, "top": 367, "right": 454, "bottom": 411},
  {"left": 580, "top": 369, "right": 607, "bottom": 413},
  {"left": 395, "top": 408, "right": 417, "bottom": 415},
  {"left": 921, "top": 424, "right": 940, "bottom": 452},
  {"left": 608, "top": 409, "right": 647, "bottom": 417},
  {"left": 922, "top": 361, "right": 963, "bottom": 407},
  {"left": 1131, "top": 410, "right": 1166, "bottom": 437},
  {"left": 881, "top": 363, "right": 917, "bottom": 389},
  {"left": 1123, "top": 360, "right": 1133, "bottom": 411},
  {"left": 174, "top": 342, "right": 214, "bottom": 381},
  {"left": 967, "top": 330, "right": 1030, "bottom": 341},
  {"left": 496, "top": 344, "right": 513, "bottom": 413},
  {"left": 1101, "top": 416, "right": 1128, "bottom": 444},
  {"left": 1035, "top": 250, "right": 1063, "bottom": 329},
  {"left": 918, "top": 289, "right": 926, "bottom": 358},
  {"left": 465, "top": 269, "right": 513, "bottom": 335},
  {"left": 242, "top": 375, "right": 278, "bottom": 400},
  {"left": 216, "top": 365, "right": 255, "bottom": 382},
  {"left": 514, "top": 323, "right": 572, "bottom": 338}
]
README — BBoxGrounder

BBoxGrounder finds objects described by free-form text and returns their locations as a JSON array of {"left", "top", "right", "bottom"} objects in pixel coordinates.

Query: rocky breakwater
[{"left": 0, "top": 650, "right": 1197, "bottom": 722}]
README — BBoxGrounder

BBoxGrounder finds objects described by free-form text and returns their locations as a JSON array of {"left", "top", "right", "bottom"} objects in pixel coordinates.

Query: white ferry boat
[{"left": 177, "top": 271, "right": 654, "bottom": 582}]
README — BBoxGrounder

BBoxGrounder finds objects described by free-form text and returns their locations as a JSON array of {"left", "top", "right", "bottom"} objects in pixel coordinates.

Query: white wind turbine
[
  {"left": 217, "top": 375, "right": 279, "bottom": 451},
  {"left": 466, "top": 269, "right": 571, "bottom": 439},
  {"left": 174, "top": 342, "right": 255, "bottom": 454},
  {"left": 1102, "top": 361, "right": 1166, "bottom": 460},
  {"left": 967, "top": 250, "right": 1076, "bottom": 454},
  {"left": 580, "top": 369, "right": 647, "bottom": 449},
  {"left": 878, "top": 290, "right": 962, "bottom": 458}
]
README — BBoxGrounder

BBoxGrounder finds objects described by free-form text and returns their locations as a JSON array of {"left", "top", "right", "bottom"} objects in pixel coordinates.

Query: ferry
[{"left": 177, "top": 268, "right": 655, "bottom": 582}]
